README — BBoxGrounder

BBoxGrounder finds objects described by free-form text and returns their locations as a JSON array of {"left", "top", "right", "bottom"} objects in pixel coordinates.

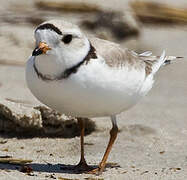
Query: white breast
[{"left": 26, "top": 56, "right": 154, "bottom": 118}]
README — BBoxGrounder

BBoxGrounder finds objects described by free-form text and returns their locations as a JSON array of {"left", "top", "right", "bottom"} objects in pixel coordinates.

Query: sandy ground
[{"left": 0, "top": 0, "right": 187, "bottom": 179}]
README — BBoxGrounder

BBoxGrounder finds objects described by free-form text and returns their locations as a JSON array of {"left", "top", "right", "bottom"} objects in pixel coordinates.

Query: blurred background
[{"left": 0, "top": 0, "right": 187, "bottom": 179}]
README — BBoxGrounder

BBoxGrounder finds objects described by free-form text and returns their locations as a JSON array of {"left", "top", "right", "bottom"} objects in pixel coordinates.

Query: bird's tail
[
  {"left": 139, "top": 51, "right": 183, "bottom": 75},
  {"left": 151, "top": 51, "right": 166, "bottom": 74},
  {"left": 163, "top": 55, "right": 183, "bottom": 65}
]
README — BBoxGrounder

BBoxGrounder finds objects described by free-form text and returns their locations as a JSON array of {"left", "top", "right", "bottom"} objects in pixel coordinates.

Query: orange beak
[{"left": 32, "top": 42, "right": 51, "bottom": 56}]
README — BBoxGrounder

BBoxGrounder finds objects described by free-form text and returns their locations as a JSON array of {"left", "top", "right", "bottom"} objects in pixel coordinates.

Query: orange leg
[
  {"left": 89, "top": 115, "right": 118, "bottom": 174},
  {"left": 98, "top": 124, "right": 118, "bottom": 173},
  {"left": 74, "top": 118, "right": 92, "bottom": 172}
]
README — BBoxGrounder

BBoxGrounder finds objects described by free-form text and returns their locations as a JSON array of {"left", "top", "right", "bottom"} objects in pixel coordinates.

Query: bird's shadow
[{"left": 0, "top": 162, "right": 120, "bottom": 174}]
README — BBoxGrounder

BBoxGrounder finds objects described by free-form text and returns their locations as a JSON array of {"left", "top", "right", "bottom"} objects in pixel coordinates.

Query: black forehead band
[{"left": 36, "top": 23, "right": 62, "bottom": 35}]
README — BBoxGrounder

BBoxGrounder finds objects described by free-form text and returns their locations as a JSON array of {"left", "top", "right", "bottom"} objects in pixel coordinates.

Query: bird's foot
[
  {"left": 87, "top": 166, "right": 104, "bottom": 175},
  {"left": 74, "top": 161, "right": 93, "bottom": 173}
]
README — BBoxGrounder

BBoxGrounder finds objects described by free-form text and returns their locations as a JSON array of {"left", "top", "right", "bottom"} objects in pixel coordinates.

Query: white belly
[{"left": 26, "top": 57, "right": 153, "bottom": 117}]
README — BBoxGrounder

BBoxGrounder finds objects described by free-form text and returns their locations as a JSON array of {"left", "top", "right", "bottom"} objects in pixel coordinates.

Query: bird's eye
[{"left": 62, "top": 34, "right": 73, "bottom": 44}]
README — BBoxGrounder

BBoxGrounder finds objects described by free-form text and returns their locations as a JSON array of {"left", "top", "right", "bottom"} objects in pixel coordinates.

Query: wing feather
[
  {"left": 90, "top": 37, "right": 146, "bottom": 72},
  {"left": 89, "top": 38, "right": 175, "bottom": 76}
]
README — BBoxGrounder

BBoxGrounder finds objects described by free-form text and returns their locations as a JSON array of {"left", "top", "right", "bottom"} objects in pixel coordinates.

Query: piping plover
[{"left": 26, "top": 19, "right": 181, "bottom": 174}]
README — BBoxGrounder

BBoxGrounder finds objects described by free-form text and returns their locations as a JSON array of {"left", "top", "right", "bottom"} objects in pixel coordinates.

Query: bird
[{"left": 26, "top": 19, "right": 181, "bottom": 174}]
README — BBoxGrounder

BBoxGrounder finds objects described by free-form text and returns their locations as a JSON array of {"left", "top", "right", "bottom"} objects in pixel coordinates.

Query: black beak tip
[{"left": 32, "top": 48, "right": 43, "bottom": 56}]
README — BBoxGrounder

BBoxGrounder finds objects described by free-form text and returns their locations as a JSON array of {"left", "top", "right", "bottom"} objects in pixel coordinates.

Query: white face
[{"left": 33, "top": 23, "right": 90, "bottom": 77}]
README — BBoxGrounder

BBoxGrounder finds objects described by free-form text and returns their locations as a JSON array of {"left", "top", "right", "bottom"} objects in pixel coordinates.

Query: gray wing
[
  {"left": 89, "top": 37, "right": 151, "bottom": 75},
  {"left": 90, "top": 37, "right": 179, "bottom": 76}
]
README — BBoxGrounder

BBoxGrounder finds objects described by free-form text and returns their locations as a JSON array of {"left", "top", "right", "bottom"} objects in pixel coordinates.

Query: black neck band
[{"left": 33, "top": 43, "right": 97, "bottom": 81}]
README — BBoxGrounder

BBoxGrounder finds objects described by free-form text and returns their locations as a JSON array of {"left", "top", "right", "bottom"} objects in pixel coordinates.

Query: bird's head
[{"left": 32, "top": 19, "right": 90, "bottom": 77}]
